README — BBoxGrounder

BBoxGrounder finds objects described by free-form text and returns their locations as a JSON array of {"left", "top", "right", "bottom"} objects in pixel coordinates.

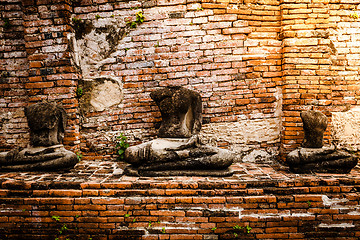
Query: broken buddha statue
[
  {"left": 286, "top": 110, "right": 358, "bottom": 173},
  {"left": 124, "top": 86, "right": 235, "bottom": 176},
  {"left": 0, "top": 102, "right": 78, "bottom": 171}
]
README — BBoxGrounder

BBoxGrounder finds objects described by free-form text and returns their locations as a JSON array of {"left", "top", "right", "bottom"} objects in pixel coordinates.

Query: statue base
[
  {"left": 124, "top": 138, "right": 235, "bottom": 177},
  {"left": 287, "top": 147, "right": 358, "bottom": 174},
  {"left": 124, "top": 166, "right": 234, "bottom": 177},
  {"left": 0, "top": 145, "right": 78, "bottom": 171}
]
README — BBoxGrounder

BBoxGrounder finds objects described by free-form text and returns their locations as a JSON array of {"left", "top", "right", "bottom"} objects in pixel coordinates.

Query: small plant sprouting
[
  {"left": 350, "top": 12, "right": 359, "bottom": 19},
  {"left": 116, "top": 133, "right": 129, "bottom": 160},
  {"left": 76, "top": 87, "right": 82, "bottom": 97},
  {"left": 233, "top": 224, "right": 251, "bottom": 234},
  {"left": 127, "top": 11, "right": 145, "bottom": 29},
  {"left": 154, "top": 42, "right": 160, "bottom": 47},
  {"left": 245, "top": 225, "right": 252, "bottom": 234},
  {"left": 135, "top": 11, "right": 145, "bottom": 24},
  {"left": 52, "top": 216, "right": 61, "bottom": 222},
  {"left": 211, "top": 227, "right": 217, "bottom": 231},
  {"left": 110, "top": 14, "right": 115, "bottom": 18},
  {"left": 307, "top": 200, "right": 312, "bottom": 207},
  {"left": 233, "top": 225, "right": 242, "bottom": 230},
  {"left": 95, "top": 14, "right": 101, "bottom": 20},
  {"left": 72, "top": 17, "right": 83, "bottom": 32},
  {"left": 161, "top": 227, "right": 166, "bottom": 233},
  {"left": 76, "top": 152, "right": 83, "bottom": 162},
  {"left": 148, "top": 221, "right": 152, "bottom": 228},
  {"left": 234, "top": 232, "right": 238, "bottom": 237},
  {"left": 197, "top": 7, "right": 204, "bottom": 11},
  {"left": 59, "top": 224, "right": 68, "bottom": 234},
  {"left": 132, "top": 218, "right": 136, "bottom": 222},
  {"left": 124, "top": 213, "right": 130, "bottom": 218},
  {"left": 130, "top": 21, "right": 137, "bottom": 28}
]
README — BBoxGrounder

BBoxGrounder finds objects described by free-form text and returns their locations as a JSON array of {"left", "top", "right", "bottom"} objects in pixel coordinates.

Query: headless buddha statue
[
  {"left": 124, "top": 86, "right": 234, "bottom": 177},
  {"left": 0, "top": 102, "right": 78, "bottom": 171},
  {"left": 287, "top": 110, "right": 358, "bottom": 174}
]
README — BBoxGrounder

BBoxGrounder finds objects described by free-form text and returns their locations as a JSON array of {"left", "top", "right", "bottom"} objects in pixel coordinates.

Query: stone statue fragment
[
  {"left": 287, "top": 110, "right": 358, "bottom": 174},
  {"left": 124, "top": 86, "right": 234, "bottom": 177},
  {"left": 300, "top": 110, "right": 328, "bottom": 148},
  {"left": 0, "top": 102, "right": 78, "bottom": 171}
]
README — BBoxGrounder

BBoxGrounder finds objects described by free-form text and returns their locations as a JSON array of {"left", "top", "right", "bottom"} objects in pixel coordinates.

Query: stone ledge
[
  {"left": 1, "top": 160, "right": 360, "bottom": 190},
  {"left": 1, "top": 161, "right": 360, "bottom": 239}
]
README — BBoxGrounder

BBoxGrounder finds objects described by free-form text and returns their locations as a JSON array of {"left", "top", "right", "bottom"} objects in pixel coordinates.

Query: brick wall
[
  {"left": 1, "top": 164, "right": 360, "bottom": 239},
  {"left": 0, "top": 0, "right": 29, "bottom": 150},
  {"left": 1, "top": 0, "right": 360, "bottom": 158},
  {"left": 1, "top": 0, "right": 81, "bottom": 152},
  {"left": 70, "top": 0, "right": 283, "bottom": 159}
]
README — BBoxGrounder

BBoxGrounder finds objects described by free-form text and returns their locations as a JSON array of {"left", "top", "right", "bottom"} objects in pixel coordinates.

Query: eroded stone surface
[
  {"left": 332, "top": 108, "right": 360, "bottom": 151},
  {"left": 124, "top": 138, "right": 234, "bottom": 176},
  {"left": 69, "top": 17, "right": 127, "bottom": 112},
  {"left": 200, "top": 118, "right": 281, "bottom": 155},
  {"left": 301, "top": 110, "right": 327, "bottom": 148},
  {"left": 0, "top": 145, "right": 77, "bottom": 171},
  {"left": 287, "top": 147, "right": 358, "bottom": 174},
  {"left": 89, "top": 79, "right": 123, "bottom": 111},
  {"left": 150, "top": 86, "right": 202, "bottom": 138},
  {"left": 25, "top": 102, "right": 66, "bottom": 147}
]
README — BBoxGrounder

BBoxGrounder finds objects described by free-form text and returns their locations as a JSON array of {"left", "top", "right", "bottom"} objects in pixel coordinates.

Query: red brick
[
  {"left": 49, "top": 190, "right": 82, "bottom": 197},
  {"left": 25, "top": 82, "right": 54, "bottom": 88}
]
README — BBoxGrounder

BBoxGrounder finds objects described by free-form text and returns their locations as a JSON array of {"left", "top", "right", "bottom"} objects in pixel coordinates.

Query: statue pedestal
[
  {"left": 124, "top": 138, "right": 234, "bottom": 177},
  {"left": 125, "top": 166, "right": 234, "bottom": 177},
  {"left": 0, "top": 145, "right": 78, "bottom": 171},
  {"left": 287, "top": 147, "right": 358, "bottom": 174}
]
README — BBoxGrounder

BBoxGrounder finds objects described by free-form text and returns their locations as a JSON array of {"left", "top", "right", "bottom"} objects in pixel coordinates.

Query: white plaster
[
  {"left": 68, "top": 17, "right": 126, "bottom": 112},
  {"left": 318, "top": 223, "right": 355, "bottom": 228},
  {"left": 241, "top": 150, "right": 272, "bottom": 163},
  {"left": 200, "top": 117, "right": 281, "bottom": 153},
  {"left": 321, "top": 195, "right": 348, "bottom": 207},
  {"left": 89, "top": 80, "right": 123, "bottom": 111},
  {"left": 238, "top": 208, "right": 313, "bottom": 220},
  {"left": 332, "top": 108, "right": 360, "bottom": 150},
  {"left": 348, "top": 210, "right": 360, "bottom": 215}
]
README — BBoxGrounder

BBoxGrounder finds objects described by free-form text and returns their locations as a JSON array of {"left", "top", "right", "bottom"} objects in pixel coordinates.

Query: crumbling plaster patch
[
  {"left": 90, "top": 80, "right": 123, "bottom": 112},
  {"left": 332, "top": 107, "right": 360, "bottom": 150},
  {"left": 68, "top": 17, "right": 127, "bottom": 112},
  {"left": 200, "top": 86, "right": 282, "bottom": 161},
  {"left": 200, "top": 118, "right": 281, "bottom": 151}
]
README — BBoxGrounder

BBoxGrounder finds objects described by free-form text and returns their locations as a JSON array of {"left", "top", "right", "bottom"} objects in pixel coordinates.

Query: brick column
[
  {"left": 280, "top": 0, "right": 332, "bottom": 159},
  {"left": 22, "top": 0, "right": 80, "bottom": 150},
  {"left": 0, "top": 0, "right": 29, "bottom": 150}
]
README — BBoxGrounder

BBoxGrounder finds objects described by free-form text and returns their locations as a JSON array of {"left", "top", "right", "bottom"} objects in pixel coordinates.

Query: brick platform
[{"left": 1, "top": 161, "right": 360, "bottom": 239}]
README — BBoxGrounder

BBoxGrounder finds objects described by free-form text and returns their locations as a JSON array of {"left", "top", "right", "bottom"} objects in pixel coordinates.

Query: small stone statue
[
  {"left": 287, "top": 110, "right": 358, "bottom": 173},
  {"left": 0, "top": 102, "right": 78, "bottom": 171},
  {"left": 124, "top": 86, "right": 234, "bottom": 176}
]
